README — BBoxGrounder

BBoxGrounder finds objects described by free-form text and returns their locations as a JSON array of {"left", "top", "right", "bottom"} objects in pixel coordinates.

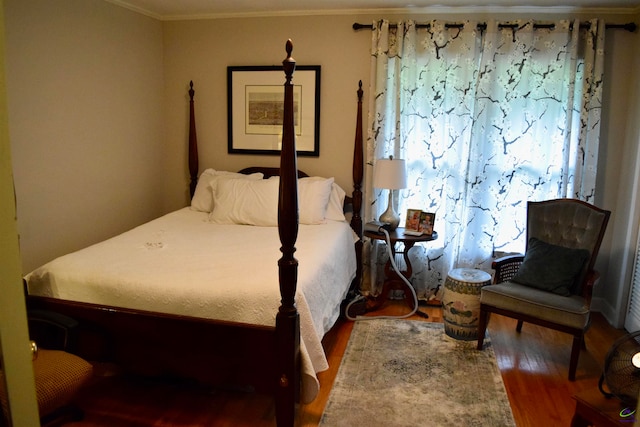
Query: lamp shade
[{"left": 373, "top": 157, "right": 407, "bottom": 190}]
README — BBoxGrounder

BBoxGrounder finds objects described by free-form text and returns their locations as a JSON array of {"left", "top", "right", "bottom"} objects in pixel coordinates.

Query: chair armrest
[
  {"left": 28, "top": 309, "right": 79, "bottom": 352},
  {"left": 581, "top": 270, "right": 600, "bottom": 304},
  {"left": 491, "top": 254, "right": 524, "bottom": 284}
]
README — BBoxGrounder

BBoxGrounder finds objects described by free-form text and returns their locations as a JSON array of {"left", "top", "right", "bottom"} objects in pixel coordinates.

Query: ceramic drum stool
[{"left": 442, "top": 268, "right": 492, "bottom": 340}]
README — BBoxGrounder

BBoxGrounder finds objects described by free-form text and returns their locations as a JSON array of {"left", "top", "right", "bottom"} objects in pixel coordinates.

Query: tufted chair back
[{"left": 526, "top": 199, "right": 610, "bottom": 296}]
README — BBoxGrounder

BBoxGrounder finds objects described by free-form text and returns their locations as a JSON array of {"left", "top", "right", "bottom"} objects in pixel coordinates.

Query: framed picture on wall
[{"left": 227, "top": 65, "right": 321, "bottom": 156}]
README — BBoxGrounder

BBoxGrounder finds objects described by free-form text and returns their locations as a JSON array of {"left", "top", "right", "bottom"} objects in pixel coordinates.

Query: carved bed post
[
  {"left": 351, "top": 81, "right": 364, "bottom": 290},
  {"left": 275, "top": 39, "right": 300, "bottom": 427},
  {"left": 188, "top": 81, "right": 199, "bottom": 199}
]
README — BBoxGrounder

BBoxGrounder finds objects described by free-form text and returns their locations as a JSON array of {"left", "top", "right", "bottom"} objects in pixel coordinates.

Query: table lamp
[{"left": 373, "top": 155, "right": 407, "bottom": 231}]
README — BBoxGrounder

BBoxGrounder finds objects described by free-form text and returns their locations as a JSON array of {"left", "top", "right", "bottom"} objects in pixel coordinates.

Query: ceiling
[{"left": 108, "top": 0, "right": 640, "bottom": 20}]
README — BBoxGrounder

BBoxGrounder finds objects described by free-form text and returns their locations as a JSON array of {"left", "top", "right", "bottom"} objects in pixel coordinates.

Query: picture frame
[
  {"left": 405, "top": 209, "right": 436, "bottom": 236},
  {"left": 420, "top": 212, "right": 436, "bottom": 236},
  {"left": 405, "top": 209, "right": 422, "bottom": 233},
  {"left": 227, "top": 65, "right": 321, "bottom": 156}
]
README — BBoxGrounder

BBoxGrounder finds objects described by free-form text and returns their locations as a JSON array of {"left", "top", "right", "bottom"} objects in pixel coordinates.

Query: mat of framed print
[{"left": 227, "top": 65, "right": 321, "bottom": 156}]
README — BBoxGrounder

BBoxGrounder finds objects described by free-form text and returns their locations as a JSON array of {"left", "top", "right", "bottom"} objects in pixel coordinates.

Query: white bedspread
[{"left": 25, "top": 207, "right": 357, "bottom": 402}]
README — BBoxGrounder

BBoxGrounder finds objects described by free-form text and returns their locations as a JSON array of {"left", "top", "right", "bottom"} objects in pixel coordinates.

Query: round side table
[{"left": 364, "top": 227, "right": 438, "bottom": 313}]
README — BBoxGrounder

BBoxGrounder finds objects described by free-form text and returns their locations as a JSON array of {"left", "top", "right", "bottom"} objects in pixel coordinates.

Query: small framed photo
[
  {"left": 405, "top": 209, "right": 422, "bottom": 232},
  {"left": 420, "top": 212, "right": 435, "bottom": 236}
]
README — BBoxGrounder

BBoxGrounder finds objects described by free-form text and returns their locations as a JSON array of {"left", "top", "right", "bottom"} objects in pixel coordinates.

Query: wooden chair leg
[
  {"left": 476, "top": 307, "right": 489, "bottom": 350},
  {"left": 569, "top": 334, "right": 583, "bottom": 381},
  {"left": 516, "top": 320, "right": 524, "bottom": 332}
]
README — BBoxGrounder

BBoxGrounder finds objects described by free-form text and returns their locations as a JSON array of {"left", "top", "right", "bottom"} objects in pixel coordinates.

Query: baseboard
[{"left": 590, "top": 296, "right": 624, "bottom": 329}]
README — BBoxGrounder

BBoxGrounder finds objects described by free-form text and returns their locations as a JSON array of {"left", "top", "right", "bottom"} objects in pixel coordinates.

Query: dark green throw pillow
[{"left": 511, "top": 237, "right": 590, "bottom": 296}]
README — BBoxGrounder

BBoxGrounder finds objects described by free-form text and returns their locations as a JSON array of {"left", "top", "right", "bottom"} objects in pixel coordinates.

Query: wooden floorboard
[{"left": 64, "top": 302, "right": 627, "bottom": 426}]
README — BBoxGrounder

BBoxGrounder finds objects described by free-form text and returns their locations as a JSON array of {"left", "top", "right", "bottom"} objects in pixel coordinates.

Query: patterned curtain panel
[{"left": 364, "top": 19, "right": 606, "bottom": 299}]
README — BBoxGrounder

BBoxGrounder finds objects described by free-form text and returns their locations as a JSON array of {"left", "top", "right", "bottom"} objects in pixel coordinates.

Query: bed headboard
[{"left": 237, "top": 167, "right": 309, "bottom": 179}]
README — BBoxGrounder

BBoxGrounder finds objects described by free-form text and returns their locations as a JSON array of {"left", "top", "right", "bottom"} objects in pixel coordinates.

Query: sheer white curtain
[{"left": 364, "top": 19, "right": 606, "bottom": 299}]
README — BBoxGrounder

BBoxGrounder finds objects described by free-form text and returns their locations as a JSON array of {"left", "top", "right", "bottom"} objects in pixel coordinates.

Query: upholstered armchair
[
  {"left": 476, "top": 198, "right": 610, "bottom": 381},
  {"left": 30, "top": 310, "right": 94, "bottom": 425},
  {"left": 0, "top": 310, "right": 93, "bottom": 426}
]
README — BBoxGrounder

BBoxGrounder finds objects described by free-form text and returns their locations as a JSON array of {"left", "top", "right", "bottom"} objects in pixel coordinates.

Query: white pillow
[
  {"left": 208, "top": 176, "right": 336, "bottom": 226},
  {"left": 209, "top": 178, "right": 279, "bottom": 226},
  {"left": 292, "top": 176, "right": 345, "bottom": 222},
  {"left": 191, "top": 169, "right": 263, "bottom": 212},
  {"left": 298, "top": 177, "right": 334, "bottom": 224},
  {"left": 326, "top": 183, "right": 347, "bottom": 222},
  {"left": 270, "top": 176, "right": 336, "bottom": 224}
]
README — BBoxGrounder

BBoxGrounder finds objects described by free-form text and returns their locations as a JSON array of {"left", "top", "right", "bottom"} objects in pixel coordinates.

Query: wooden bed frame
[{"left": 25, "top": 41, "right": 364, "bottom": 427}]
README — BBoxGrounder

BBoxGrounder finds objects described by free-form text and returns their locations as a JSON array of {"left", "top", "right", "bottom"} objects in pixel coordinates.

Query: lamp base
[{"left": 379, "top": 190, "right": 400, "bottom": 231}]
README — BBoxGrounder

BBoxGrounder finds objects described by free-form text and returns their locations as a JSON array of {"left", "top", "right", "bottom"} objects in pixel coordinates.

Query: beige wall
[
  {"left": 601, "top": 26, "right": 640, "bottom": 327},
  {"left": 4, "top": 1, "right": 640, "bottom": 326},
  {"left": 161, "top": 15, "right": 373, "bottom": 210},
  {"left": 5, "top": 0, "right": 165, "bottom": 272}
]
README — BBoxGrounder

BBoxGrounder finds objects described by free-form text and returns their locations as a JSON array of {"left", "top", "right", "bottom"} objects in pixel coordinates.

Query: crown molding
[
  {"left": 104, "top": 0, "right": 163, "bottom": 20},
  {"left": 106, "top": 1, "right": 640, "bottom": 21}
]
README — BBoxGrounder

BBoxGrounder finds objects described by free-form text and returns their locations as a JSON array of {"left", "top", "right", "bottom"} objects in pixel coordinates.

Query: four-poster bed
[{"left": 24, "top": 41, "right": 364, "bottom": 426}]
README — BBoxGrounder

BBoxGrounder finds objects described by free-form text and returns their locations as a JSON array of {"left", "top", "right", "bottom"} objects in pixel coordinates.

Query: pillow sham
[
  {"left": 326, "top": 182, "right": 347, "bottom": 222},
  {"left": 298, "top": 177, "right": 334, "bottom": 224},
  {"left": 264, "top": 175, "right": 345, "bottom": 220},
  {"left": 190, "top": 169, "right": 263, "bottom": 213},
  {"left": 208, "top": 176, "right": 336, "bottom": 226},
  {"left": 209, "top": 178, "right": 279, "bottom": 226},
  {"left": 511, "top": 237, "right": 590, "bottom": 296}
]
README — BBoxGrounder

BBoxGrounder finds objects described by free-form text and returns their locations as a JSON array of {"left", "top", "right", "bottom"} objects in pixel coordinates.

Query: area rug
[{"left": 319, "top": 320, "right": 515, "bottom": 427}]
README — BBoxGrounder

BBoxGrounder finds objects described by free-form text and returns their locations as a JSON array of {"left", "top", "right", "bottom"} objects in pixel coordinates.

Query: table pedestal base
[{"left": 365, "top": 278, "right": 417, "bottom": 313}]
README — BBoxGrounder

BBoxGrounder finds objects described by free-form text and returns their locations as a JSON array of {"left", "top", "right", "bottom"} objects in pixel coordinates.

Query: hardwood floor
[{"left": 65, "top": 302, "right": 627, "bottom": 426}]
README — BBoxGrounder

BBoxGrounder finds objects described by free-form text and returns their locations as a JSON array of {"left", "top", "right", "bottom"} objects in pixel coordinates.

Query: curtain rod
[{"left": 352, "top": 22, "right": 637, "bottom": 32}]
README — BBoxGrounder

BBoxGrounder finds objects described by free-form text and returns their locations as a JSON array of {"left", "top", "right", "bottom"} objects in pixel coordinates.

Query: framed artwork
[
  {"left": 405, "top": 209, "right": 436, "bottom": 236},
  {"left": 227, "top": 65, "right": 321, "bottom": 156},
  {"left": 420, "top": 212, "right": 436, "bottom": 236},
  {"left": 405, "top": 209, "right": 422, "bottom": 233}
]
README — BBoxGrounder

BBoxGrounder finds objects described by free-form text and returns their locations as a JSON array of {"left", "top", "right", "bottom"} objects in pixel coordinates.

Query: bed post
[
  {"left": 275, "top": 39, "right": 300, "bottom": 427},
  {"left": 188, "top": 81, "right": 199, "bottom": 199},
  {"left": 351, "top": 81, "right": 364, "bottom": 290}
]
